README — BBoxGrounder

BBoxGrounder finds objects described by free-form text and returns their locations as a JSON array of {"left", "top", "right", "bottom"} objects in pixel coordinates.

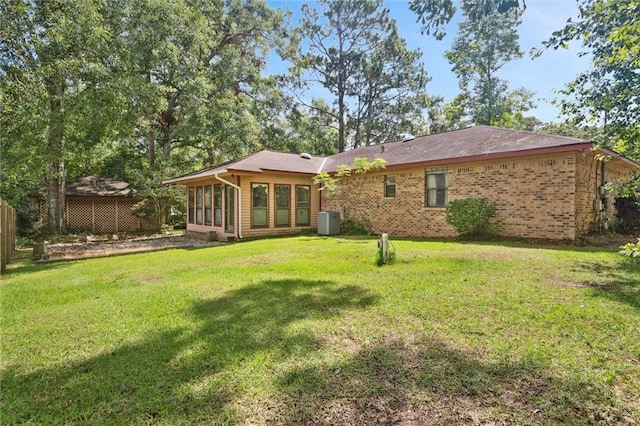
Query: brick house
[{"left": 165, "top": 126, "right": 639, "bottom": 240}]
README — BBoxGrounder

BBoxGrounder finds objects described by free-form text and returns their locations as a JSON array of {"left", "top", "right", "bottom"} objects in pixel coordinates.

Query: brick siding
[{"left": 322, "top": 151, "right": 633, "bottom": 240}]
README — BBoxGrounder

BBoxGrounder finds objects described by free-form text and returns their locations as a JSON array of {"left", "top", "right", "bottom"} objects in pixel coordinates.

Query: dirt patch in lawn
[{"left": 39, "top": 233, "right": 222, "bottom": 262}]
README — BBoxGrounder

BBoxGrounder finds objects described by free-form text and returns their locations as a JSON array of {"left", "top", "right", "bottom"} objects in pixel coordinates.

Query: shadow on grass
[
  {"left": 274, "top": 335, "right": 636, "bottom": 425},
  {"left": 574, "top": 259, "right": 640, "bottom": 310},
  {"left": 2, "top": 249, "right": 69, "bottom": 275},
  {"left": 2, "top": 279, "right": 376, "bottom": 424}
]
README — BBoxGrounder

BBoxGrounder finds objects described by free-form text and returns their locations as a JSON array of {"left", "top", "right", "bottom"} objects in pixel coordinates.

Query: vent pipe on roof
[{"left": 300, "top": 153, "right": 312, "bottom": 159}]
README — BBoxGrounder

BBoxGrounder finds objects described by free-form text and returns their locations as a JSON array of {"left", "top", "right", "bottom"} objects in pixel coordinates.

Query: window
[
  {"left": 275, "top": 184, "right": 291, "bottom": 226},
  {"left": 196, "top": 186, "right": 204, "bottom": 224},
  {"left": 204, "top": 185, "right": 212, "bottom": 226},
  {"left": 296, "top": 185, "right": 310, "bottom": 226},
  {"left": 425, "top": 171, "right": 448, "bottom": 207},
  {"left": 384, "top": 175, "right": 396, "bottom": 197},
  {"left": 213, "top": 184, "right": 222, "bottom": 227},
  {"left": 252, "top": 183, "right": 268, "bottom": 227},
  {"left": 188, "top": 187, "right": 195, "bottom": 223}
]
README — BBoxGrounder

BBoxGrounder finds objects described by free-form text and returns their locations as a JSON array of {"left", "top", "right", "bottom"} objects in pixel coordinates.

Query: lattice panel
[
  {"left": 117, "top": 199, "right": 141, "bottom": 232},
  {"left": 67, "top": 199, "right": 94, "bottom": 232},
  {"left": 94, "top": 199, "right": 117, "bottom": 233},
  {"left": 38, "top": 200, "right": 48, "bottom": 227}
]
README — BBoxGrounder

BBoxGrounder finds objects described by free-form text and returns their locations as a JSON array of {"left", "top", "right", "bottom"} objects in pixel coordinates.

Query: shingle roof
[
  {"left": 323, "top": 125, "right": 592, "bottom": 171},
  {"left": 66, "top": 176, "right": 134, "bottom": 197},
  {"left": 164, "top": 126, "right": 638, "bottom": 185},
  {"left": 228, "top": 150, "right": 326, "bottom": 174},
  {"left": 164, "top": 150, "right": 326, "bottom": 184}
]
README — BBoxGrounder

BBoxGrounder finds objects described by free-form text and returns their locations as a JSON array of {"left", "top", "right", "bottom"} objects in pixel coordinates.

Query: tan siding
[
  {"left": 182, "top": 173, "right": 320, "bottom": 237},
  {"left": 239, "top": 173, "right": 319, "bottom": 239}
]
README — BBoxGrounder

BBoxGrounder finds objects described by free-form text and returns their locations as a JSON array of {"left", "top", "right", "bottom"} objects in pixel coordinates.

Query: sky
[{"left": 266, "top": 0, "right": 591, "bottom": 124}]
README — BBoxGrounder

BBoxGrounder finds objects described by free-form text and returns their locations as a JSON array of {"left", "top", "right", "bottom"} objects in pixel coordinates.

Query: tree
[
  {"left": 410, "top": 0, "right": 534, "bottom": 127},
  {"left": 542, "top": 0, "right": 640, "bottom": 162},
  {"left": 444, "top": 1, "right": 534, "bottom": 125},
  {"left": 313, "top": 157, "right": 387, "bottom": 195},
  {"left": 410, "top": 0, "right": 525, "bottom": 40},
  {"left": 114, "top": 0, "right": 286, "bottom": 170},
  {"left": 536, "top": 122, "right": 603, "bottom": 140},
  {"left": 1, "top": 0, "right": 116, "bottom": 234},
  {"left": 427, "top": 95, "right": 469, "bottom": 133},
  {"left": 285, "top": 99, "right": 339, "bottom": 156},
  {"left": 293, "top": 0, "right": 431, "bottom": 152},
  {"left": 349, "top": 29, "right": 433, "bottom": 147}
]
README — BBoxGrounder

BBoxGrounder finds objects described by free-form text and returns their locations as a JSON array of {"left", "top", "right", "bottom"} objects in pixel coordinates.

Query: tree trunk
[
  {"left": 338, "top": 86, "right": 345, "bottom": 153},
  {"left": 147, "top": 72, "right": 156, "bottom": 165},
  {"left": 46, "top": 75, "right": 67, "bottom": 235},
  {"left": 148, "top": 127, "right": 156, "bottom": 165}
]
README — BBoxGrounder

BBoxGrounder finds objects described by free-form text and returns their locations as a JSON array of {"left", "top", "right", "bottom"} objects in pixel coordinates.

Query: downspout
[
  {"left": 214, "top": 173, "right": 242, "bottom": 239},
  {"left": 317, "top": 157, "right": 328, "bottom": 213}
]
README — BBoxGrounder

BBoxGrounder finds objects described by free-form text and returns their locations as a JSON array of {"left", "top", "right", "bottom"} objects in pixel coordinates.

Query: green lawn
[{"left": 2, "top": 236, "right": 639, "bottom": 424}]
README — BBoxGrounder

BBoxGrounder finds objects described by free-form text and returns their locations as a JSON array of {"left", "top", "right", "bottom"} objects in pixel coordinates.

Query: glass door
[{"left": 225, "top": 185, "right": 235, "bottom": 234}]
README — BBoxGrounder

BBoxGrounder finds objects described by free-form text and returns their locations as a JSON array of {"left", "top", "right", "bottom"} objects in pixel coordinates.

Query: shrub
[
  {"left": 340, "top": 217, "right": 370, "bottom": 235},
  {"left": 445, "top": 198, "right": 496, "bottom": 237},
  {"left": 614, "top": 197, "right": 640, "bottom": 233},
  {"left": 619, "top": 238, "right": 640, "bottom": 259}
]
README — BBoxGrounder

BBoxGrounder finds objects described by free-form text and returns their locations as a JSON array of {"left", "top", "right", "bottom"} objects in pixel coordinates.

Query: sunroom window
[{"left": 252, "top": 183, "right": 268, "bottom": 227}]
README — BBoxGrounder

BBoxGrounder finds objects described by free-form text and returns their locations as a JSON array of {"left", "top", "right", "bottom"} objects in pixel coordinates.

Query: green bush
[
  {"left": 614, "top": 197, "right": 640, "bottom": 233},
  {"left": 619, "top": 238, "right": 640, "bottom": 259},
  {"left": 340, "top": 217, "right": 370, "bottom": 235},
  {"left": 445, "top": 197, "right": 497, "bottom": 237}
]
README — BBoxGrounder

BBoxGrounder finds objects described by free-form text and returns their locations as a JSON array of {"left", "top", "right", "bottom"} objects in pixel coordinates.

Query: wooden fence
[{"left": 1, "top": 198, "right": 17, "bottom": 273}]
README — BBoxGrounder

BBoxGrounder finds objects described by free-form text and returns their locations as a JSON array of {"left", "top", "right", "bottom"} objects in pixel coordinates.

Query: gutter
[{"left": 214, "top": 172, "right": 243, "bottom": 239}]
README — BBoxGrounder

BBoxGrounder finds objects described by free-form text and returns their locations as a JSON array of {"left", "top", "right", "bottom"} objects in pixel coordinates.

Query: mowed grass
[{"left": 2, "top": 236, "right": 639, "bottom": 425}]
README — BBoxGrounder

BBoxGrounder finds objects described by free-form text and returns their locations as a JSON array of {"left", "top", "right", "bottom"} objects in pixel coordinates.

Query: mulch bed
[{"left": 39, "top": 233, "right": 221, "bottom": 262}]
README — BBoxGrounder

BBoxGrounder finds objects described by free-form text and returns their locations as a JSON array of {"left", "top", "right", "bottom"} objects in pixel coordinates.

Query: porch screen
[
  {"left": 275, "top": 184, "right": 291, "bottom": 226},
  {"left": 196, "top": 186, "right": 204, "bottom": 224},
  {"left": 252, "top": 183, "right": 268, "bottom": 227},
  {"left": 188, "top": 187, "right": 195, "bottom": 223},
  {"left": 204, "top": 185, "right": 212, "bottom": 226},
  {"left": 296, "top": 185, "right": 310, "bottom": 226},
  {"left": 213, "top": 184, "right": 222, "bottom": 226}
]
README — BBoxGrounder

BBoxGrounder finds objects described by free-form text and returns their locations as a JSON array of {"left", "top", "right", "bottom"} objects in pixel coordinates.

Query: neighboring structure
[
  {"left": 35, "top": 176, "right": 155, "bottom": 234},
  {"left": 165, "top": 126, "right": 640, "bottom": 241}
]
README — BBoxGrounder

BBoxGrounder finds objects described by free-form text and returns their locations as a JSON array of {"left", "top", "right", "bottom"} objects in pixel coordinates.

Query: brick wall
[
  {"left": 322, "top": 151, "right": 592, "bottom": 240},
  {"left": 575, "top": 152, "right": 635, "bottom": 234}
]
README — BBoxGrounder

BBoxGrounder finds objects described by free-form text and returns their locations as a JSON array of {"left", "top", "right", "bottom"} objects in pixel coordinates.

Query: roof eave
[
  {"left": 163, "top": 169, "right": 229, "bottom": 185},
  {"left": 596, "top": 147, "right": 640, "bottom": 168},
  {"left": 377, "top": 143, "right": 596, "bottom": 171}
]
